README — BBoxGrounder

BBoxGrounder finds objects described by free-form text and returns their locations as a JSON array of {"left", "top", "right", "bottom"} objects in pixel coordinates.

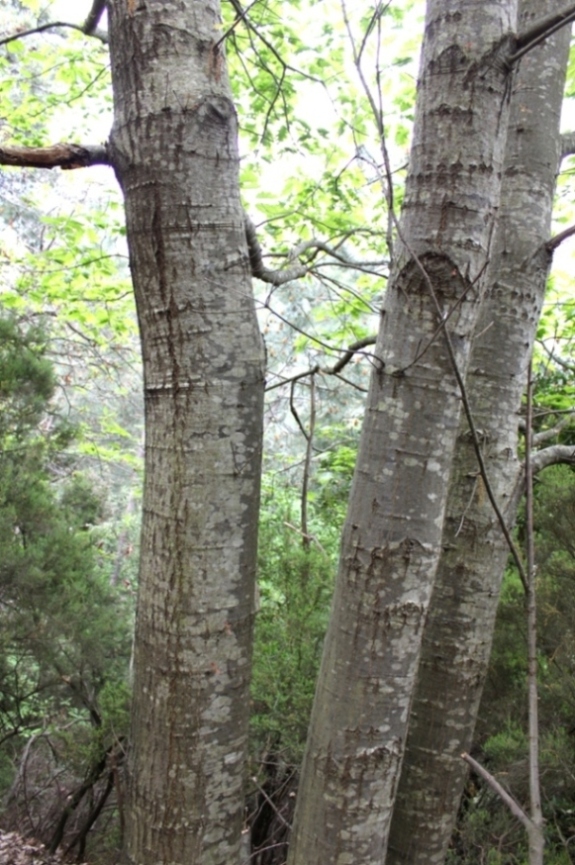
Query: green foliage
[
  {"left": 251, "top": 477, "right": 338, "bottom": 763},
  {"left": 452, "top": 466, "right": 575, "bottom": 863},
  {"left": 0, "top": 309, "right": 132, "bottom": 853}
]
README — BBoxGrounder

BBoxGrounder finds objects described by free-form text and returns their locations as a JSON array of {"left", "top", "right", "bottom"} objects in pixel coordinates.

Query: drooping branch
[
  {"left": 510, "top": 2, "right": 575, "bottom": 63},
  {"left": 462, "top": 753, "right": 532, "bottom": 832},
  {"left": 388, "top": 208, "right": 530, "bottom": 590},
  {"left": 0, "top": 142, "right": 110, "bottom": 170},
  {"left": 535, "top": 340, "right": 575, "bottom": 374},
  {"left": 0, "top": 19, "right": 108, "bottom": 47}
]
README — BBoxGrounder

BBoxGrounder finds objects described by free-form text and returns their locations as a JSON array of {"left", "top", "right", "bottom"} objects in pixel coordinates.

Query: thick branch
[
  {"left": 0, "top": 142, "right": 110, "bottom": 170},
  {"left": 510, "top": 3, "right": 575, "bottom": 63},
  {"left": 245, "top": 215, "right": 308, "bottom": 284},
  {"left": 531, "top": 444, "right": 575, "bottom": 474},
  {"left": 547, "top": 222, "right": 575, "bottom": 252},
  {"left": 83, "top": 0, "right": 106, "bottom": 35}
]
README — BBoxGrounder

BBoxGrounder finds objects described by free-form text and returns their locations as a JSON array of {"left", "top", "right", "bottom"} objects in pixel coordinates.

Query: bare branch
[
  {"left": 215, "top": 0, "right": 261, "bottom": 47},
  {"left": 546, "top": 222, "right": 575, "bottom": 252},
  {"left": 266, "top": 366, "right": 318, "bottom": 392},
  {"left": 264, "top": 336, "right": 376, "bottom": 393},
  {"left": 388, "top": 209, "right": 529, "bottom": 590},
  {"left": 510, "top": 3, "right": 575, "bottom": 64},
  {"left": 462, "top": 753, "right": 532, "bottom": 832},
  {"left": 524, "top": 363, "right": 545, "bottom": 864},
  {"left": 245, "top": 215, "right": 309, "bottom": 284},
  {"left": 289, "top": 380, "right": 309, "bottom": 442},
  {"left": 0, "top": 142, "right": 110, "bottom": 170},
  {"left": 328, "top": 336, "right": 376, "bottom": 374},
  {"left": 0, "top": 20, "right": 108, "bottom": 47},
  {"left": 536, "top": 339, "right": 575, "bottom": 373},
  {"left": 532, "top": 414, "right": 575, "bottom": 445},
  {"left": 244, "top": 215, "right": 383, "bottom": 285},
  {"left": 250, "top": 776, "right": 292, "bottom": 832},
  {"left": 531, "top": 443, "right": 575, "bottom": 474}
]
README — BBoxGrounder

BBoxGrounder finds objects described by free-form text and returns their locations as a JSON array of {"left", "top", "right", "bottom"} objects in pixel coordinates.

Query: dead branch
[
  {"left": 462, "top": 752, "right": 532, "bottom": 832},
  {"left": 0, "top": 143, "right": 110, "bottom": 170}
]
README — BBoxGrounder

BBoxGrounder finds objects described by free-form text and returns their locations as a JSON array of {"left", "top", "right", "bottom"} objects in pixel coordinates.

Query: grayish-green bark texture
[
  {"left": 107, "top": 2, "right": 265, "bottom": 863},
  {"left": 386, "top": 1, "right": 571, "bottom": 861},
  {"left": 287, "top": 3, "right": 518, "bottom": 863}
]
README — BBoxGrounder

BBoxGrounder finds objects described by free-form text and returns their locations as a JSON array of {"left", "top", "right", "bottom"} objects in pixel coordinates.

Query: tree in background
[{"left": 0, "top": 311, "right": 131, "bottom": 862}]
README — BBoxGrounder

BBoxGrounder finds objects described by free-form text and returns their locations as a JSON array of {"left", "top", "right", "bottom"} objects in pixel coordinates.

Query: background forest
[{"left": 2, "top": 0, "right": 575, "bottom": 863}]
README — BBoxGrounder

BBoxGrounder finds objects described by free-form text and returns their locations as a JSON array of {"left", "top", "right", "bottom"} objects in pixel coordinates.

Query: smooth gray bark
[
  {"left": 386, "top": 2, "right": 571, "bottom": 861},
  {"left": 287, "top": 3, "right": 517, "bottom": 863},
  {"left": 107, "top": 2, "right": 265, "bottom": 863}
]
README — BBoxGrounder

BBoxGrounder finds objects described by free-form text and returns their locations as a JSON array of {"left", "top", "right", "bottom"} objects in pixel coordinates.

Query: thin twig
[
  {"left": 0, "top": 20, "right": 108, "bottom": 46},
  {"left": 510, "top": 2, "right": 575, "bottom": 64},
  {"left": 525, "top": 362, "right": 544, "bottom": 865},
  {"left": 300, "top": 374, "right": 316, "bottom": 549},
  {"left": 250, "top": 776, "right": 292, "bottom": 831},
  {"left": 389, "top": 212, "right": 529, "bottom": 591}
]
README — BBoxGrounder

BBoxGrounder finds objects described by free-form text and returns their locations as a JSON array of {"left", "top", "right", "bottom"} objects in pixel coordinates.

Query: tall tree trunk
[
  {"left": 386, "top": 3, "right": 570, "bottom": 862},
  {"left": 287, "top": 3, "right": 517, "bottom": 862},
  {"left": 107, "top": 2, "right": 265, "bottom": 863}
]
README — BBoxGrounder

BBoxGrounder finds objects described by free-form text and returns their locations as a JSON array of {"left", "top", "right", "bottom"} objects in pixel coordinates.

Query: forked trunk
[
  {"left": 386, "top": 2, "right": 570, "bottom": 861},
  {"left": 287, "top": 3, "right": 517, "bottom": 862}
]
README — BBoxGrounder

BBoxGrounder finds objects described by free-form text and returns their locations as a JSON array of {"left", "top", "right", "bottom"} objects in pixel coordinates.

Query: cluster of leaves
[{"left": 250, "top": 472, "right": 343, "bottom": 764}]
